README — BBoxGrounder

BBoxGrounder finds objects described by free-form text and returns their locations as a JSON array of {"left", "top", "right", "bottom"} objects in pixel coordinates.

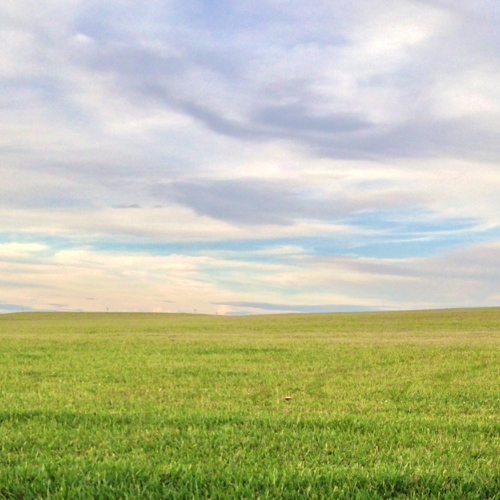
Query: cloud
[
  {"left": 254, "top": 104, "right": 372, "bottom": 134},
  {"left": 213, "top": 302, "right": 375, "bottom": 313},
  {"left": 2, "top": 0, "right": 500, "bottom": 313},
  {"left": 0, "top": 237, "right": 499, "bottom": 314},
  {"left": 0, "top": 303, "right": 36, "bottom": 313},
  {"left": 158, "top": 178, "right": 420, "bottom": 226}
]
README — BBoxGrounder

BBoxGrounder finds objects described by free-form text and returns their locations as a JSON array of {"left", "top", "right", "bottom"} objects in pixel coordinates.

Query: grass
[{"left": 1, "top": 308, "right": 500, "bottom": 498}]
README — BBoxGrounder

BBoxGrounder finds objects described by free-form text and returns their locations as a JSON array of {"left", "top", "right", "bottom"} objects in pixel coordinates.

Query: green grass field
[{"left": 1, "top": 308, "right": 500, "bottom": 499}]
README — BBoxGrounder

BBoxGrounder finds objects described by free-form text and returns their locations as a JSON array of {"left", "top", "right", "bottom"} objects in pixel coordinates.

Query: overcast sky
[{"left": 2, "top": 0, "right": 500, "bottom": 315}]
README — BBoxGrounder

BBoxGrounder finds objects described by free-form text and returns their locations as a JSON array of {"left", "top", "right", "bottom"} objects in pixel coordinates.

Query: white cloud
[
  {"left": 2, "top": 239, "right": 499, "bottom": 314},
  {"left": 0, "top": 243, "right": 48, "bottom": 261}
]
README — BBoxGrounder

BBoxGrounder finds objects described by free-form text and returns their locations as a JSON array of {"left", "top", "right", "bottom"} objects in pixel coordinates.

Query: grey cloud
[
  {"left": 155, "top": 178, "right": 417, "bottom": 226},
  {"left": 171, "top": 103, "right": 500, "bottom": 163},
  {"left": 214, "top": 302, "right": 375, "bottom": 313},
  {"left": 160, "top": 179, "right": 299, "bottom": 225},
  {"left": 112, "top": 204, "right": 141, "bottom": 209},
  {"left": 425, "top": 243, "right": 500, "bottom": 281},
  {"left": 309, "top": 243, "right": 500, "bottom": 283},
  {"left": 177, "top": 100, "right": 263, "bottom": 140},
  {"left": 305, "top": 242, "right": 500, "bottom": 307},
  {"left": 0, "top": 303, "right": 36, "bottom": 312},
  {"left": 254, "top": 104, "right": 372, "bottom": 134},
  {"left": 311, "top": 118, "right": 500, "bottom": 162},
  {"left": 79, "top": 44, "right": 186, "bottom": 82}
]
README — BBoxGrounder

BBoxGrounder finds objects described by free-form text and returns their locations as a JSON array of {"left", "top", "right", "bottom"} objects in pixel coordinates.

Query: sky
[{"left": 2, "top": 0, "right": 500, "bottom": 315}]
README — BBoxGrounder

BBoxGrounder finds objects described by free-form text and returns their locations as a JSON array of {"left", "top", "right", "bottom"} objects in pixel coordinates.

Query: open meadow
[{"left": 1, "top": 309, "right": 500, "bottom": 498}]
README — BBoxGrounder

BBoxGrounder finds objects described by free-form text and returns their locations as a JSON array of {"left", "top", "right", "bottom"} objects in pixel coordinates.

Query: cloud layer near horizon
[{"left": 2, "top": 0, "right": 500, "bottom": 315}]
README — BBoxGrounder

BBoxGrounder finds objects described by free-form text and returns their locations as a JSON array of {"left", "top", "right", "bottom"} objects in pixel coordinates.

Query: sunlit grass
[{"left": 1, "top": 309, "right": 500, "bottom": 498}]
